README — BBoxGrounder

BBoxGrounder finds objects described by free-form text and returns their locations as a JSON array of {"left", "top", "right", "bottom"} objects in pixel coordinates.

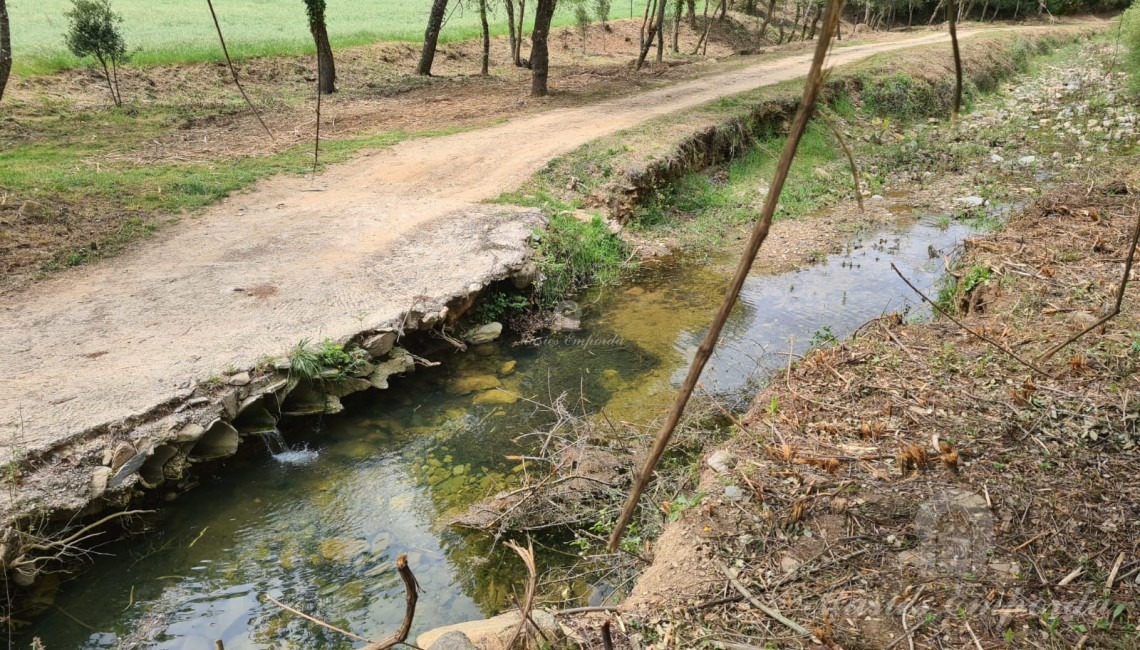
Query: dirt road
[{"left": 0, "top": 28, "right": 1032, "bottom": 473}]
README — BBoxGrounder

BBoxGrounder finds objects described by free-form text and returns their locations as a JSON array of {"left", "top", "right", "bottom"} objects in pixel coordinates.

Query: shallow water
[{"left": 26, "top": 214, "right": 976, "bottom": 649}]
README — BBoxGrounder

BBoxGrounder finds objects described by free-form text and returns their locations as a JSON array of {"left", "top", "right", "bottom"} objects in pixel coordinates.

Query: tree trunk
[
  {"left": 417, "top": 0, "right": 449, "bottom": 75},
  {"left": 687, "top": 0, "right": 697, "bottom": 28},
  {"left": 518, "top": 0, "right": 527, "bottom": 64},
  {"left": 656, "top": 0, "right": 667, "bottom": 62},
  {"left": 304, "top": 0, "right": 336, "bottom": 93},
  {"left": 312, "top": 25, "right": 336, "bottom": 93},
  {"left": 479, "top": 0, "right": 490, "bottom": 74},
  {"left": 672, "top": 0, "right": 682, "bottom": 52},
  {"left": 640, "top": 0, "right": 654, "bottom": 53},
  {"left": 505, "top": 0, "right": 519, "bottom": 66},
  {"left": 0, "top": 0, "right": 11, "bottom": 105},
  {"left": 530, "top": 0, "right": 557, "bottom": 96},
  {"left": 759, "top": 0, "right": 776, "bottom": 38}
]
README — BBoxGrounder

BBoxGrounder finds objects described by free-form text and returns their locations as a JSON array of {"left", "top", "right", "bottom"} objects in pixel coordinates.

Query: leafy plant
[
  {"left": 665, "top": 491, "right": 706, "bottom": 521},
  {"left": 594, "top": 0, "right": 611, "bottom": 29},
  {"left": 64, "top": 0, "right": 129, "bottom": 106},
  {"left": 809, "top": 325, "right": 838, "bottom": 349},
  {"left": 289, "top": 338, "right": 367, "bottom": 383}
]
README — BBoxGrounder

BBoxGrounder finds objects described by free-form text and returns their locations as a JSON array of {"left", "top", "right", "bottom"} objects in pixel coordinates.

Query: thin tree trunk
[
  {"left": 111, "top": 57, "right": 122, "bottom": 106},
  {"left": 96, "top": 55, "right": 119, "bottom": 107},
  {"left": 948, "top": 0, "right": 962, "bottom": 119},
  {"left": 928, "top": 0, "right": 943, "bottom": 24},
  {"left": 505, "top": 0, "right": 518, "bottom": 65},
  {"left": 640, "top": 0, "right": 654, "bottom": 52},
  {"left": 518, "top": 0, "right": 527, "bottom": 63},
  {"left": 311, "top": 22, "right": 336, "bottom": 93},
  {"left": 656, "top": 0, "right": 667, "bottom": 62},
  {"left": 808, "top": 3, "right": 822, "bottom": 38},
  {"left": 672, "top": 0, "right": 682, "bottom": 52},
  {"left": 759, "top": 0, "right": 776, "bottom": 38},
  {"left": 417, "top": 0, "right": 449, "bottom": 75},
  {"left": 637, "top": 0, "right": 657, "bottom": 66},
  {"left": 0, "top": 0, "right": 11, "bottom": 105},
  {"left": 529, "top": 0, "right": 557, "bottom": 96},
  {"left": 479, "top": 0, "right": 490, "bottom": 74},
  {"left": 687, "top": 0, "right": 698, "bottom": 27}
]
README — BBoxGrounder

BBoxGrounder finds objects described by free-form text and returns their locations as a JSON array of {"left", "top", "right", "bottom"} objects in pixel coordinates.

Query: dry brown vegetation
[{"left": 608, "top": 172, "right": 1140, "bottom": 648}]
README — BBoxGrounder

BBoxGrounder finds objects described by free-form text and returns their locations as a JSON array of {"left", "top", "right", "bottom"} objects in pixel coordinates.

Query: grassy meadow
[{"left": 8, "top": 0, "right": 650, "bottom": 74}]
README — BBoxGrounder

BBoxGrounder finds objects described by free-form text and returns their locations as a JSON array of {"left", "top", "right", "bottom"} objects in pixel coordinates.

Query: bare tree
[
  {"left": 417, "top": 0, "right": 449, "bottom": 75},
  {"left": 530, "top": 0, "right": 558, "bottom": 96},
  {"left": 0, "top": 0, "right": 10, "bottom": 104},
  {"left": 304, "top": 0, "right": 336, "bottom": 93}
]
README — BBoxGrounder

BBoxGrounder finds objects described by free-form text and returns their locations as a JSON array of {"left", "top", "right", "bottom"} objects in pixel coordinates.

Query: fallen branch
[
  {"left": 608, "top": 0, "right": 847, "bottom": 552},
  {"left": 890, "top": 263, "right": 1052, "bottom": 377},
  {"left": 1036, "top": 206, "right": 1140, "bottom": 363},
  {"left": 264, "top": 594, "right": 372, "bottom": 643},
  {"left": 362, "top": 554, "right": 420, "bottom": 650},
  {"left": 721, "top": 565, "right": 815, "bottom": 638},
  {"left": 264, "top": 553, "right": 418, "bottom": 650},
  {"left": 504, "top": 539, "right": 539, "bottom": 650}
]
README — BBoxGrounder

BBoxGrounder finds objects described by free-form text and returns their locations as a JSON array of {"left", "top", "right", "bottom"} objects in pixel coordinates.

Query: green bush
[
  {"left": 534, "top": 213, "right": 627, "bottom": 307},
  {"left": 1123, "top": 0, "right": 1140, "bottom": 92}
]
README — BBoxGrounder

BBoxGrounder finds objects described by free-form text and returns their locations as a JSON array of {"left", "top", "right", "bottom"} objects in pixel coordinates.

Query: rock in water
[
  {"left": 427, "top": 632, "right": 476, "bottom": 650},
  {"left": 464, "top": 322, "right": 503, "bottom": 344}
]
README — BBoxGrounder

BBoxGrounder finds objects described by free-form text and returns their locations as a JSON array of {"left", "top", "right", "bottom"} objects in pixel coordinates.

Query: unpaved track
[{"left": 0, "top": 28, "right": 1029, "bottom": 459}]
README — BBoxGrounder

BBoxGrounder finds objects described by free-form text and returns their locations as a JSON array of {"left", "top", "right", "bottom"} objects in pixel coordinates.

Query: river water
[{"left": 25, "top": 214, "right": 975, "bottom": 650}]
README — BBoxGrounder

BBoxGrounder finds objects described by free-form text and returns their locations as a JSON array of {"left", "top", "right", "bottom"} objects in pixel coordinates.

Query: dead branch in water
[
  {"left": 505, "top": 539, "right": 539, "bottom": 650},
  {"left": 264, "top": 553, "right": 418, "bottom": 650},
  {"left": 264, "top": 594, "right": 372, "bottom": 642},
  {"left": 608, "top": 0, "right": 847, "bottom": 552},
  {"left": 1036, "top": 203, "right": 1140, "bottom": 363},
  {"left": 362, "top": 554, "right": 419, "bottom": 650},
  {"left": 890, "top": 263, "right": 1052, "bottom": 377}
]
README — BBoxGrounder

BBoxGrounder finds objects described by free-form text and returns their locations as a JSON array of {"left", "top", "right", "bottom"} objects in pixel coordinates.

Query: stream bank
[
  {"left": 6, "top": 21, "right": 1112, "bottom": 647},
  {"left": 583, "top": 41, "right": 1140, "bottom": 650}
]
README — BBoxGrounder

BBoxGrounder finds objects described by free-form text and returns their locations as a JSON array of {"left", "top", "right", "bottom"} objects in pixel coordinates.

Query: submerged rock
[
  {"left": 473, "top": 389, "right": 517, "bottom": 405},
  {"left": 449, "top": 375, "right": 501, "bottom": 395},
  {"left": 464, "top": 322, "right": 503, "bottom": 345}
]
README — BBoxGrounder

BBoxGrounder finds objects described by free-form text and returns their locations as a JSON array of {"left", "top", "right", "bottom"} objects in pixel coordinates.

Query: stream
[{"left": 25, "top": 213, "right": 978, "bottom": 650}]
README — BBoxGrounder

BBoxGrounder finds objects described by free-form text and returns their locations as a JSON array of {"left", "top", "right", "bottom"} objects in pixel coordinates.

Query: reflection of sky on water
[{"left": 677, "top": 219, "right": 976, "bottom": 392}]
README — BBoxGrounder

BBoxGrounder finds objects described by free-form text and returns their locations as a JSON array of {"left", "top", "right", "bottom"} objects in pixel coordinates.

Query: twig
[
  {"left": 721, "top": 565, "right": 814, "bottom": 638},
  {"left": 901, "top": 585, "right": 925, "bottom": 650},
  {"left": 556, "top": 605, "right": 623, "bottom": 615},
  {"left": 880, "top": 321, "right": 919, "bottom": 364},
  {"left": 205, "top": 0, "right": 273, "bottom": 140},
  {"left": 1036, "top": 207, "right": 1140, "bottom": 363},
  {"left": 820, "top": 110, "right": 864, "bottom": 213},
  {"left": 1105, "top": 552, "right": 1125, "bottom": 594},
  {"left": 964, "top": 620, "right": 984, "bottom": 650},
  {"left": 608, "top": 0, "right": 846, "bottom": 551},
  {"left": 265, "top": 553, "right": 419, "bottom": 650},
  {"left": 890, "top": 263, "right": 1052, "bottom": 377},
  {"left": 22, "top": 509, "right": 152, "bottom": 555},
  {"left": 602, "top": 620, "right": 615, "bottom": 650},
  {"left": 505, "top": 539, "right": 539, "bottom": 650},
  {"left": 882, "top": 618, "right": 930, "bottom": 650},
  {"left": 362, "top": 554, "right": 420, "bottom": 650},
  {"left": 264, "top": 594, "right": 372, "bottom": 642}
]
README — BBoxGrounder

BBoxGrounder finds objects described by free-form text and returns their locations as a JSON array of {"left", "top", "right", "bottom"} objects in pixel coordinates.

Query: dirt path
[{"left": 0, "top": 27, "right": 1042, "bottom": 470}]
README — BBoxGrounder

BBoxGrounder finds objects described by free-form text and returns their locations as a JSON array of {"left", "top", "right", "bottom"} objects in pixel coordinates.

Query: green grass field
[{"left": 9, "top": 0, "right": 650, "bottom": 74}]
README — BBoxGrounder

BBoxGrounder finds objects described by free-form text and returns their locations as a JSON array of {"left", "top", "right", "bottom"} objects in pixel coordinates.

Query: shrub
[{"left": 64, "top": 0, "right": 129, "bottom": 106}]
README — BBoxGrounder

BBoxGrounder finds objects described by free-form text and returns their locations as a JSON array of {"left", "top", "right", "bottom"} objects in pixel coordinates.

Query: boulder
[
  {"left": 427, "top": 632, "right": 477, "bottom": 650},
  {"left": 473, "top": 389, "right": 518, "bottom": 405},
  {"left": 465, "top": 322, "right": 503, "bottom": 345},
  {"left": 363, "top": 331, "right": 398, "bottom": 357},
  {"left": 227, "top": 372, "right": 251, "bottom": 386},
  {"left": 416, "top": 610, "right": 564, "bottom": 650},
  {"left": 369, "top": 348, "right": 416, "bottom": 390}
]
